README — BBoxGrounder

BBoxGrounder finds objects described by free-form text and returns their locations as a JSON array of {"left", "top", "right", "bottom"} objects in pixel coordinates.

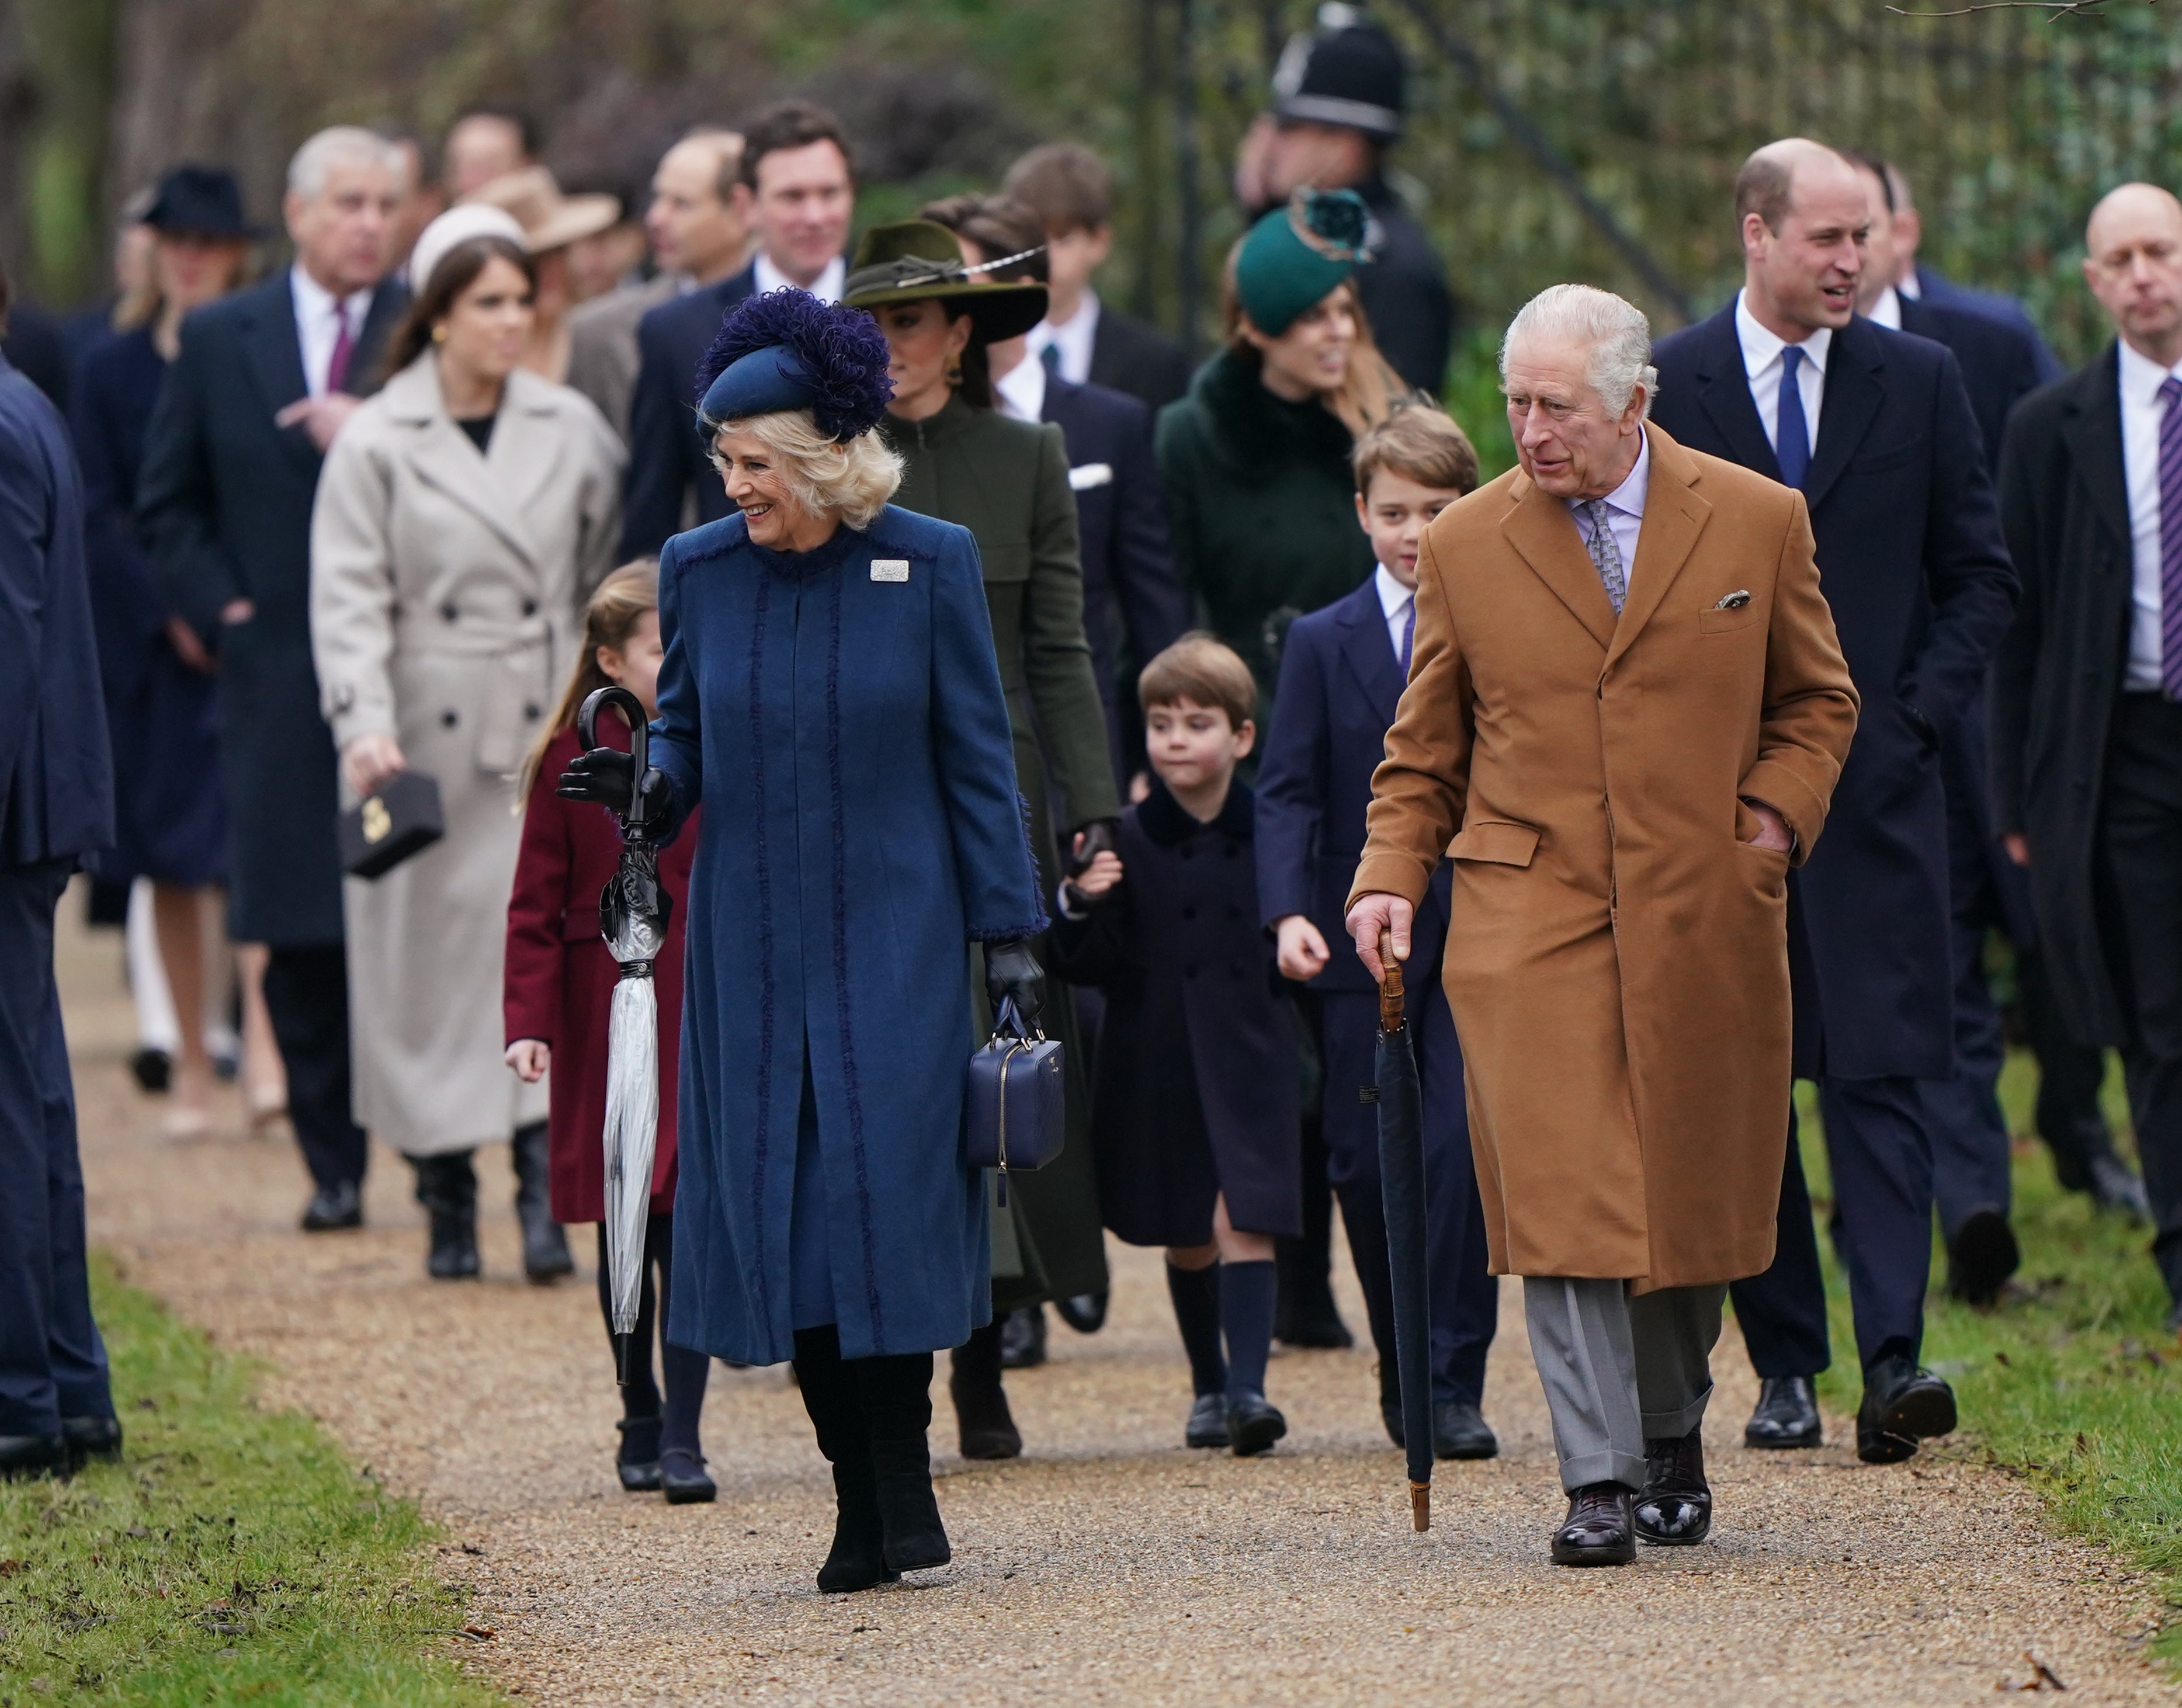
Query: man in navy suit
[
  {"left": 1650, "top": 140, "right": 2016, "bottom": 1465},
  {"left": 0, "top": 254, "right": 123, "bottom": 1480},
  {"left": 1256, "top": 405, "right": 1498, "bottom": 1461},
  {"left": 620, "top": 100, "right": 856, "bottom": 558},
  {"left": 1886, "top": 164, "right": 2064, "bottom": 387},
  {"left": 137, "top": 127, "right": 407, "bottom": 1233}
]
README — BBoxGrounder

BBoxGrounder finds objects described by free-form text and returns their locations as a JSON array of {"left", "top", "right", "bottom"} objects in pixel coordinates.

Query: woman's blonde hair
[
  {"left": 1219, "top": 256, "right": 1410, "bottom": 440},
  {"left": 703, "top": 407, "right": 903, "bottom": 532},
  {"left": 518, "top": 561, "right": 660, "bottom": 802}
]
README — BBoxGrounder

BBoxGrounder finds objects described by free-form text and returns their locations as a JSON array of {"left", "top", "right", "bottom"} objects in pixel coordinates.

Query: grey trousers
[{"left": 1522, "top": 1277, "right": 1726, "bottom": 1492}]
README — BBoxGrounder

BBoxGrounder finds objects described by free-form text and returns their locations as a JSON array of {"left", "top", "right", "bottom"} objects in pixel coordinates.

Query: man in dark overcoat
[
  {"left": 0, "top": 255, "right": 123, "bottom": 1480},
  {"left": 1650, "top": 140, "right": 2016, "bottom": 1464},
  {"left": 136, "top": 127, "right": 406, "bottom": 1231},
  {"left": 1993, "top": 182, "right": 2182, "bottom": 1329},
  {"left": 620, "top": 100, "right": 855, "bottom": 558}
]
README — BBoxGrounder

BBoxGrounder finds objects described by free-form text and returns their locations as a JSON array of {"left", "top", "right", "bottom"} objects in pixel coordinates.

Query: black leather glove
[
  {"left": 555, "top": 747, "right": 665, "bottom": 827},
  {"left": 984, "top": 938, "right": 1046, "bottom": 1029},
  {"left": 1067, "top": 817, "right": 1120, "bottom": 877}
]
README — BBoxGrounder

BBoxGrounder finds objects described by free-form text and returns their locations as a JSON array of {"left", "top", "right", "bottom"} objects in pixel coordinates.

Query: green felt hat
[
  {"left": 841, "top": 219, "right": 1049, "bottom": 343},
  {"left": 1234, "top": 188, "right": 1372, "bottom": 336}
]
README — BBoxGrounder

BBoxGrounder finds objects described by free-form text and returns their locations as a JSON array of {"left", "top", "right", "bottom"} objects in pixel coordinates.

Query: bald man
[
  {"left": 1994, "top": 183, "right": 2182, "bottom": 1331},
  {"left": 1652, "top": 139, "right": 2016, "bottom": 1466}
]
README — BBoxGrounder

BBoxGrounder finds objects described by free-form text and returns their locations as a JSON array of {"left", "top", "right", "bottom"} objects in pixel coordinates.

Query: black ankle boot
[
  {"left": 948, "top": 1320, "right": 1021, "bottom": 1460},
  {"left": 617, "top": 1414, "right": 662, "bottom": 1491},
  {"left": 412, "top": 1153, "right": 479, "bottom": 1279},
  {"left": 817, "top": 1460, "right": 894, "bottom": 1592},
  {"left": 511, "top": 1123, "right": 574, "bottom": 1283}
]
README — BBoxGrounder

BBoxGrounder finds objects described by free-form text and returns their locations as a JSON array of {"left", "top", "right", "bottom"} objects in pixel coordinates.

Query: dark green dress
[
  {"left": 882, "top": 395, "right": 1121, "bottom": 1308},
  {"left": 1155, "top": 346, "right": 1378, "bottom": 706}
]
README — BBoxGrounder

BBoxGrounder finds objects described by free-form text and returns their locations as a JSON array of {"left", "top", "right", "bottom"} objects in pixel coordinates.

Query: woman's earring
[
  {"left": 432, "top": 324, "right": 448, "bottom": 344},
  {"left": 945, "top": 354, "right": 963, "bottom": 386}
]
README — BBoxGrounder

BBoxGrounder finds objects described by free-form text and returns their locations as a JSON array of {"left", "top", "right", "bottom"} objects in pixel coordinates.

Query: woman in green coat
[
  {"left": 1156, "top": 190, "right": 1411, "bottom": 707},
  {"left": 844, "top": 221, "right": 1121, "bottom": 1463}
]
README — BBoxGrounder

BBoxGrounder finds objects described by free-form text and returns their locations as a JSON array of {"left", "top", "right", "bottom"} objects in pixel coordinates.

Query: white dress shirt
[
  {"left": 993, "top": 348, "right": 1049, "bottom": 423},
  {"left": 754, "top": 251, "right": 845, "bottom": 305},
  {"left": 290, "top": 266, "right": 375, "bottom": 399},
  {"left": 1028, "top": 290, "right": 1101, "bottom": 386},
  {"left": 2118, "top": 337, "right": 2182, "bottom": 692},
  {"left": 1866, "top": 285, "right": 1904, "bottom": 331},
  {"left": 1566, "top": 426, "right": 1651, "bottom": 585},
  {"left": 1373, "top": 564, "right": 1415, "bottom": 665},
  {"left": 1735, "top": 290, "right": 1831, "bottom": 457}
]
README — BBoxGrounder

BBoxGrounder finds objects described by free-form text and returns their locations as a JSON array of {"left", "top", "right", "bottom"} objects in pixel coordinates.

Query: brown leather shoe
[
  {"left": 1551, "top": 1481, "right": 1635, "bottom": 1565},
  {"left": 1634, "top": 1427, "right": 1712, "bottom": 1545}
]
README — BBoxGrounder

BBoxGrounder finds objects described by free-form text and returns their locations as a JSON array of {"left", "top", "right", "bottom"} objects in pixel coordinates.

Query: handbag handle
[{"left": 991, "top": 992, "right": 1046, "bottom": 1044}]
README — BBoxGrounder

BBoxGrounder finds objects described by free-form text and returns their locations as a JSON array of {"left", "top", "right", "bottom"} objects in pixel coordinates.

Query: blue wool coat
[{"left": 651, "top": 504, "right": 1046, "bottom": 1366}]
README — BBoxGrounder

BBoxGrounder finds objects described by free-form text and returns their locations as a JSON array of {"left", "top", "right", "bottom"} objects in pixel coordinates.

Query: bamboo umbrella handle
[
  {"left": 1378, "top": 928, "right": 1406, "bottom": 1032},
  {"left": 1410, "top": 1480, "right": 1430, "bottom": 1532}
]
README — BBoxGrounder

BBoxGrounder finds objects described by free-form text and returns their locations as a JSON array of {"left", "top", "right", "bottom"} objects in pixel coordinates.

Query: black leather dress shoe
[
  {"left": 1855, "top": 1356, "right": 1957, "bottom": 1464},
  {"left": 660, "top": 1446, "right": 716, "bottom": 1504},
  {"left": 1634, "top": 1427, "right": 1711, "bottom": 1545},
  {"left": 1744, "top": 1375, "right": 1823, "bottom": 1449},
  {"left": 1552, "top": 1482, "right": 1636, "bottom": 1565},
  {"left": 616, "top": 1415, "right": 662, "bottom": 1491},
  {"left": 61, "top": 1414, "right": 122, "bottom": 1472},
  {"left": 1275, "top": 1308, "right": 1354, "bottom": 1350},
  {"left": 1432, "top": 1401, "right": 1498, "bottom": 1460},
  {"left": 1185, "top": 1393, "right": 1227, "bottom": 1449},
  {"left": 1054, "top": 1292, "right": 1108, "bottom": 1334},
  {"left": 949, "top": 1369, "right": 1022, "bottom": 1460},
  {"left": 0, "top": 1434, "right": 67, "bottom": 1480},
  {"left": 1226, "top": 1391, "right": 1288, "bottom": 1457},
  {"left": 301, "top": 1179, "right": 362, "bottom": 1232},
  {"left": 1946, "top": 1206, "right": 2020, "bottom": 1307},
  {"left": 998, "top": 1305, "right": 1047, "bottom": 1369}
]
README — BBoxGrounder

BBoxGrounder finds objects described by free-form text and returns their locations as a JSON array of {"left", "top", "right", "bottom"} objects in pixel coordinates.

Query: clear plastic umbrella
[{"left": 577, "top": 685, "right": 670, "bottom": 1382}]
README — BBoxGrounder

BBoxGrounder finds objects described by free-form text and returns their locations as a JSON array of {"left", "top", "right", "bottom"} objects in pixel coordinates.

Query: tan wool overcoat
[
  {"left": 311, "top": 355, "right": 624, "bottom": 1157},
  {"left": 1349, "top": 425, "right": 1858, "bottom": 1290}
]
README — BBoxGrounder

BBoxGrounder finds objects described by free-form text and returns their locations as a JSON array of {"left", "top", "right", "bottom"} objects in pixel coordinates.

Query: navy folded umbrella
[{"left": 1372, "top": 928, "right": 1434, "bottom": 1530}]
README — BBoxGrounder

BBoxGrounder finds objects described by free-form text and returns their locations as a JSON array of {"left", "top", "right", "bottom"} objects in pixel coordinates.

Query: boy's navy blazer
[{"left": 1256, "top": 575, "right": 1449, "bottom": 995}]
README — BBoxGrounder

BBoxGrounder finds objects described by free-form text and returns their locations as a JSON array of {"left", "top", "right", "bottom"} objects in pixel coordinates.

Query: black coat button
[
  {"left": 524, "top": 702, "right": 542, "bottom": 720},
  {"left": 522, "top": 598, "right": 537, "bottom": 617},
  {"left": 1185, "top": 963, "right": 1198, "bottom": 978},
  {"left": 442, "top": 709, "right": 458, "bottom": 727},
  {"left": 1182, "top": 905, "right": 1196, "bottom": 920},
  {"left": 440, "top": 602, "right": 459, "bottom": 623}
]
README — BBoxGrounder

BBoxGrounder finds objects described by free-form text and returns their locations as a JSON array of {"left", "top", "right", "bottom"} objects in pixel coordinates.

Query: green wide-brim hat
[
  {"left": 1234, "top": 188, "right": 1372, "bottom": 336},
  {"left": 841, "top": 218, "right": 1049, "bottom": 343}
]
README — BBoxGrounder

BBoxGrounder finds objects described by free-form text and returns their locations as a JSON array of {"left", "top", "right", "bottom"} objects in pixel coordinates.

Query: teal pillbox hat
[{"left": 1233, "top": 188, "right": 1371, "bottom": 336}]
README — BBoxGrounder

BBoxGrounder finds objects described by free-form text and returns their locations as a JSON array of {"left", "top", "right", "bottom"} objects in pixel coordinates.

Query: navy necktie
[
  {"left": 1775, "top": 343, "right": 1810, "bottom": 490},
  {"left": 1039, "top": 342, "right": 1061, "bottom": 376}
]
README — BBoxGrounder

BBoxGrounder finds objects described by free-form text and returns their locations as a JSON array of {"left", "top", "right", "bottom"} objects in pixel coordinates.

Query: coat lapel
[
  {"left": 1803, "top": 315, "right": 1886, "bottom": 512},
  {"left": 236, "top": 276, "right": 318, "bottom": 474},
  {"left": 384, "top": 358, "right": 545, "bottom": 574},
  {"left": 1333, "top": 579, "right": 1404, "bottom": 725},
  {"left": 2058, "top": 345, "right": 2131, "bottom": 554},
  {"left": 1500, "top": 472, "right": 1616, "bottom": 651},
  {"left": 1690, "top": 306, "right": 1782, "bottom": 482},
  {"left": 349, "top": 278, "right": 410, "bottom": 400},
  {"left": 1602, "top": 426, "right": 1711, "bottom": 672}
]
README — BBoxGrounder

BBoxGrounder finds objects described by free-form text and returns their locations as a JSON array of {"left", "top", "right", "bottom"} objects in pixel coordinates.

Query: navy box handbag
[
  {"left": 338, "top": 769, "right": 445, "bottom": 880},
  {"left": 964, "top": 996, "right": 1064, "bottom": 1204}
]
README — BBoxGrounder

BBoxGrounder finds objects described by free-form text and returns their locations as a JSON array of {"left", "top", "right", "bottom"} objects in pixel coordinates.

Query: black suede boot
[
  {"left": 856, "top": 1350, "right": 949, "bottom": 1574},
  {"left": 412, "top": 1152, "right": 479, "bottom": 1279},
  {"left": 948, "top": 1318, "right": 1021, "bottom": 1459},
  {"left": 794, "top": 1327, "right": 894, "bottom": 1592},
  {"left": 511, "top": 1122, "right": 574, "bottom": 1283}
]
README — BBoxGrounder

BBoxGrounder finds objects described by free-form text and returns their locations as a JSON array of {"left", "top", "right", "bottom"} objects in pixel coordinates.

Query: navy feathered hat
[{"left": 694, "top": 289, "right": 895, "bottom": 443}]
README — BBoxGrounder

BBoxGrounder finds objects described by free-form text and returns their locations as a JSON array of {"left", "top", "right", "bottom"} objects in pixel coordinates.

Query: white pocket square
[{"left": 1067, "top": 462, "right": 1113, "bottom": 492}]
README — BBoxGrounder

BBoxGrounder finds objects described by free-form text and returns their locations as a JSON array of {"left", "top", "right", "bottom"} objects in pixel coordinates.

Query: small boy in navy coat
[
  {"left": 1256, "top": 406, "right": 1500, "bottom": 1460},
  {"left": 1052, "top": 636, "right": 1301, "bottom": 1457}
]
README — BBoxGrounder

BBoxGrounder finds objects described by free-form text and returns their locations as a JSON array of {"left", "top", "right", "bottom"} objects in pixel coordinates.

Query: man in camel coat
[{"left": 1347, "top": 284, "right": 1858, "bottom": 1567}]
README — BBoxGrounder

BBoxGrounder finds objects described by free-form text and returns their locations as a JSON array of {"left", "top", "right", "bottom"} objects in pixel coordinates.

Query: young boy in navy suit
[
  {"left": 1051, "top": 637, "right": 1302, "bottom": 1457},
  {"left": 1256, "top": 406, "right": 1500, "bottom": 1460}
]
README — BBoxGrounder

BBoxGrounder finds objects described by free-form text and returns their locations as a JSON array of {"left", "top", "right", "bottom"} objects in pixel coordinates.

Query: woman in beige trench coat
[{"left": 311, "top": 207, "right": 623, "bottom": 1281}]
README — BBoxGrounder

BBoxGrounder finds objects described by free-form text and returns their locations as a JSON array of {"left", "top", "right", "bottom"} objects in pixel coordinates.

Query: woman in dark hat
[
  {"left": 68, "top": 164, "right": 275, "bottom": 1140},
  {"left": 842, "top": 220, "right": 1119, "bottom": 1461},
  {"left": 557, "top": 288, "right": 1048, "bottom": 1594}
]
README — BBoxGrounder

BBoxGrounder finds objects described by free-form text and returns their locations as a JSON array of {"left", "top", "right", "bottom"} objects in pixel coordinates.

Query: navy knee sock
[
  {"left": 1220, "top": 1259, "right": 1276, "bottom": 1402},
  {"left": 1165, "top": 1261, "right": 1227, "bottom": 1397}
]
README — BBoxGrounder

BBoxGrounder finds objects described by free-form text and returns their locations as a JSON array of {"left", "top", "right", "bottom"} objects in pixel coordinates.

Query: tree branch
[{"left": 1885, "top": 0, "right": 2143, "bottom": 18}]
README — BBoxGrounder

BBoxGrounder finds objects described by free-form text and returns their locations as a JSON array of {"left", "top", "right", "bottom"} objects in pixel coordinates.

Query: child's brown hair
[
  {"left": 1138, "top": 631, "right": 1257, "bottom": 731},
  {"left": 1351, "top": 403, "right": 1480, "bottom": 500},
  {"left": 517, "top": 560, "right": 659, "bottom": 801}
]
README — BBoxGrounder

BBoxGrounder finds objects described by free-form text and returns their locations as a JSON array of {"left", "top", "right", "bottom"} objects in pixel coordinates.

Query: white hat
[{"left": 408, "top": 204, "right": 528, "bottom": 296}]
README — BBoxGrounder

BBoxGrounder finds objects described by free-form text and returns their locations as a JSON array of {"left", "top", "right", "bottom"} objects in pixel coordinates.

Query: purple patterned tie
[
  {"left": 1397, "top": 595, "right": 1416, "bottom": 675},
  {"left": 2162, "top": 376, "right": 2182, "bottom": 700}
]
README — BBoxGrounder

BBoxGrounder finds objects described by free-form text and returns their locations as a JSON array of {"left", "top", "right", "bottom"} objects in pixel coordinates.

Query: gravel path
[{"left": 57, "top": 898, "right": 2177, "bottom": 1705}]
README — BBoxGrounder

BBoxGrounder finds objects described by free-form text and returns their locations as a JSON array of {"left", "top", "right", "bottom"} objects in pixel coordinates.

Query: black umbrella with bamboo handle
[{"left": 1372, "top": 927, "right": 1434, "bottom": 1530}]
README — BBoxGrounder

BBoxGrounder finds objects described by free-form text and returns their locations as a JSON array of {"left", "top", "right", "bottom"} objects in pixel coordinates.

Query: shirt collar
[
  {"left": 1735, "top": 289, "right": 1832, "bottom": 379},
  {"left": 1867, "top": 286, "right": 1903, "bottom": 331},
  {"left": 993, "top": 348, "right": 1047, "bottom": 423},
  {"left": 1031, "top": 289, "right": 1100, "bottom": 357},
  {"left": 753, "top": 251, "right": 845, "bottom": 304},
  {"left": 1567, "top": 424, "right": 1650, "bottom": 524},
  {"left": 1372, "top": 562, "right": 1414, "bottom": 618},
  {"left": 2117, "top": 335, "right": 2182, "bottom": 407},
  {"left": 1899, "top": 267, "right": 1924, "bottom": 301},
  {"left": 290, "top": 263, "right": 371, "bottom": 323}
]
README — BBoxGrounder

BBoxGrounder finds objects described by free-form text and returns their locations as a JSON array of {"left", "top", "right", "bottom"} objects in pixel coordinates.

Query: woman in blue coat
[{"left": 559, "top": 289, "right": 1047, "bottom": 1595}]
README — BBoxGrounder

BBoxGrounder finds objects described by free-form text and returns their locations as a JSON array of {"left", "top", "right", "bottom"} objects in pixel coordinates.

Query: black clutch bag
[
  {"left": 338, "top": 769, "right": 445, "bottom": 880},
  {"left": 964, "top": 997, "right": 1065, "bottom": 1204}
]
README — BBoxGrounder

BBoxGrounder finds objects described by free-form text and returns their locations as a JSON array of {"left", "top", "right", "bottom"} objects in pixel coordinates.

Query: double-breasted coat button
[
  {"left": 440, "top": 601, "right": 459, "bottom": 623},
  {"left": 524, "top": 703, "right": 542, "bottom": 720},
  {"left": 442, "top": 709, "right": 459, "bottom": 727},
  {"left": 1182, "top": 905, "right": 1196, "bottom": 920},
  {"left": 522, "top": 598, "right": 537, "bottom": 617}
]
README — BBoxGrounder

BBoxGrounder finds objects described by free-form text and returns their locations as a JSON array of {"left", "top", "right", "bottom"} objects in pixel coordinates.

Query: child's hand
[
  {"left": 1275, "top": 915, "right": 1330, "bottom": 983},
  {"left": 505, "top": 1039, "right": 550, "bottom": 1082},
  {"left": 1069, "top": 850, "right": 1125, "bottom": 901}
]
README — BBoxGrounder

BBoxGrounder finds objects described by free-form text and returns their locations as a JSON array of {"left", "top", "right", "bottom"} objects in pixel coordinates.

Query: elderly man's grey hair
[
  {"left": 1499, "top": 283, "right": 1658, "bottom": 419},
  {"left": 287, "top": 126, "right": 401, "bottom": 202}
]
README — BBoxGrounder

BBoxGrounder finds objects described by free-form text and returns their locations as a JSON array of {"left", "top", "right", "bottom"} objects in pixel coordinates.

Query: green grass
[
  {"left": 1795, "top": 1053, "right": 2182, "bottom": 1665},
  {"left": 0, "top": 1261, "right": 504, "bottom": 1707}
]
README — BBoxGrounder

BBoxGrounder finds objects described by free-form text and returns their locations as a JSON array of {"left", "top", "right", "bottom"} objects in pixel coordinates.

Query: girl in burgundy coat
[{"left": 504, "top": 563, "right": 711, "bottom": 1501}]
